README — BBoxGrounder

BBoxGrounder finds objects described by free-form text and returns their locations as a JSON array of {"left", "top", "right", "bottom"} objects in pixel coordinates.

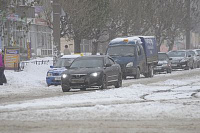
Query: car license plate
[
  {"left": 154, "top": 67, "right": 161, "bottom": 70},
  {"left": 55, "top": 77, "right": 61, "bottom": 80},
  {"left": 71, "top": 79, "right": 84, "bottom": 83}
]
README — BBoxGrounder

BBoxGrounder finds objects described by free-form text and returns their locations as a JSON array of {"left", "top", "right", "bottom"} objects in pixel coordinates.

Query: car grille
[
  {"left": 53, "top": 73, "right": 60, "bottom": 76},
  {"left": 71, "top": 74, "right": 87, "bottom": 79}
]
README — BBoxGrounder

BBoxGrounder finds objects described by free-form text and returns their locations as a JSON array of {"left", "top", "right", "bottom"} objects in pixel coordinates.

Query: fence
[{"left": 14, "top": 60, "right": 53, "bottom": 71}]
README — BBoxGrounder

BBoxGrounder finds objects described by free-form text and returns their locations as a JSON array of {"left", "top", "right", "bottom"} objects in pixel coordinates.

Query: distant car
[
  {"left": 187, "top": 50, "right": 198, "bottom": 68},
  {"left": 154, "top": 52, "right": 172, "bottom": 73},
  {"left": 167, "top": 50, "right": 193, "bottom": 70},
  {"left": 46, "top": 54, "right": 81, "bottom": 86},
  {"left": 61, "top": 55, "right": 122, "bottom": 92},
  {"left": 192, "top": 49, "right": 200, "bottom": 68}
]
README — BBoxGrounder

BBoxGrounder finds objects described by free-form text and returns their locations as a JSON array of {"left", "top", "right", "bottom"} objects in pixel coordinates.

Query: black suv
[
  {"left": 154, "top": 52, "right": 172, "bottom": 73},
  {"left": 61, "top": 55, "right": 122, "bottom": 92}
]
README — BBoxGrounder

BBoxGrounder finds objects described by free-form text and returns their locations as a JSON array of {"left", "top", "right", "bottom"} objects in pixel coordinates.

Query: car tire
[
  {"left": 148, "top": 65, "right": 154, "bottom": 78},
  {"left": 100, "top": 75, "right": 107, "bottom": 89},
  {"left": 167, "top": 68, "right": 172, "bottom": 73},
  {"left": 191, "top": 62, "right": 194, "bottom": 69},
  {"left": 62, "top": 84, "right": 70, "bottom": 92},
  {"left": 115, "top": 73, "right": 122, "bottom": 88},
  {"left": 134, "top": 67, "right": 140, "bottom": 79},
  {"left": 122, "top": 74, "right": 127, "bottom": 80},
  {"left": 80, "top": 87, "right": 87, "bottom": 91},
  {"left": 185, "top": 66, "right": 189, "bottom": 70}
]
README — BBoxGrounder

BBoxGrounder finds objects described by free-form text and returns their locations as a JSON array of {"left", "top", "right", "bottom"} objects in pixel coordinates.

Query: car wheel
[
  {"left": 134, "top": 67, "right": 140, "bottom": 79},
  {"left": 167, "top": 68, "right": 172, "bottom": 73},
  {"left": 61, "top": 84, "right": 70, "bottom": 92},
  {"left": 191, "top": 62, "right": 194, "bottom": 69},
  {"left": 147, "top": 65, "right": 154, "bottom": 78},
  {"left": 80, "top": 87, "right": 86, "bottom": 91},
  {"left": 115, "top": 73, "right": 122, "bottom": 88},
  {"left": 100, "top": 75, "right": 107, "bottom": 89},
  {"left": 122, "top": 73, "right": 127, "bottom": 80},
  {"left": 185, "top": 65, "right": 190, "bottom": 70}
]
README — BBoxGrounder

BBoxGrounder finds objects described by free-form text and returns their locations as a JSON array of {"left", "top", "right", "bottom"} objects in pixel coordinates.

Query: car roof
[
  {"left": 158, "top": 52, "right": 167, "bottom": 54},
  {"left": 168, "top": 50, "right": 186, "bottom": 52},
  {"left": 75, "top": 55, "right": 112, "bottom": 60},
  {"left": 109, "top": 36, "right": 141, "bottom": 44},
  {"left": 61, "top": 54, "right": 81, "bottom": 59}
]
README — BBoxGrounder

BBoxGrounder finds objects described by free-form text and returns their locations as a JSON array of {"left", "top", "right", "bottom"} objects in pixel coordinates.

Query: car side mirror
[
  {"left": 197, "top": 55, "right": 199, "bottom": 56},
  {"left": 50, "top": 66, "right": 54, "bottom": 68},
  {"left": 169, "top": 58, "right": 172, "bottom": 60},
  {"left": 105, "top": 64, "right": 112, "bottom": 67},
  {"left": 188, "top": 55, "right": 192, "bottom": 57}
]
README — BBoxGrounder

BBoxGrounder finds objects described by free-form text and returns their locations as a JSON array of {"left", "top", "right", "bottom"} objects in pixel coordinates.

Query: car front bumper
[
  {"left": 154, "top": 66, "right": 169, "bottom": 72},
  {"left": 46, "top": 76, "right": 61, "bottom": 86},
  {"left": 61, "top": 75, "right": 103, "bottom": 89},
  {"left": 171, "top": 62, "right": 187, "bottom": 69}
]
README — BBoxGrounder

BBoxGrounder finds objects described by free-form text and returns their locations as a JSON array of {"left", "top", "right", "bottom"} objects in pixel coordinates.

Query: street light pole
[
  {"left": 186, "top": 0, "right": 191, "bottom": 49},
  {"left": 52, "top": 0, "right": 60, "bottom": 56}
]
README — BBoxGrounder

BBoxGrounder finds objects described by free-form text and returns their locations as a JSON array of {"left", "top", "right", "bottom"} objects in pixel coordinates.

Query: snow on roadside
[{"left": 1, "top": 58, "right": 200, "bottom": 121}]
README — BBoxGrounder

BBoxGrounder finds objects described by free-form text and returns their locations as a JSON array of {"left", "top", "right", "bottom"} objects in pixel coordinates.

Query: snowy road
[{"left": 0, "top": 65, "right": 200, "bottom": 133}]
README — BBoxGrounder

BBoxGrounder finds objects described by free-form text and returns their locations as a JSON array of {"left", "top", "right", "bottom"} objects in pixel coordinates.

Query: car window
[
  {"left": 196, "top": 50, "right": 200, "bottom": 55},
  {"left": 158, "top": 53, "right": 168, "bottom": 61},
  {"left": 168, "top": 51, "right": 186, "bottom": 57},
  {"left": 70, "top": 58, "right": 103, "bottom": 68},
  {"left": 108, "top": 58, "right": 115, "bottom": 65},
  {"left": 188, "top": 51, "right": 195, "bottom": 56},
  {"left": 54, "top": 58, "right": 74, "bottom": 68},
  {"left": 107, "top": 45, "right": 135, "bottom": 56}
]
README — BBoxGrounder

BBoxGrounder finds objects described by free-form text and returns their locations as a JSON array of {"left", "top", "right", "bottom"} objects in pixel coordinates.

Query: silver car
[{"left": 192, "top": 49, "right": 200, "bottom": 68}]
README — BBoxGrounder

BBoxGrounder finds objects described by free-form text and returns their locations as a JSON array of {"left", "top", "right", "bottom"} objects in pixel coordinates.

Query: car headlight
[
  {"left": 90, "top": 72, "right": 100, "bottom": 77},
  {"left": 126, "top": 62, "right": 133, "bottom": 68},
  {"left": 62, "top": 74, "right": 68, "bottom": 78},
  {"left": 47, "top": 72, "right": 53, "bottom": 76},
  {"left": 162, "top": 63, "right": 168, "bottom": 67},
  {"left": 180, "top": 59, "right": 187, "bottom": 63}
]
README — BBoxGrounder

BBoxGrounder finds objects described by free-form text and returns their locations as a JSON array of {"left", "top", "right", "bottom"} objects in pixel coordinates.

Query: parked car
[
  {"left": 187, "top": 50, "right": 199, "bottom": 68},
  {"left": 167, "top": 50, "right": 194, "bottom": 70},
  {"left": 61, "top": 55, "right": 122, "bottom": 92},
  {"left": 46, "top": 54, "right": 81, "bottom": 86},
  {"left": 154, "top": 52, "right": 172, "bottom": 73},
  {"left": 192, "top": 49, "right": 200, "bottom": 68}
]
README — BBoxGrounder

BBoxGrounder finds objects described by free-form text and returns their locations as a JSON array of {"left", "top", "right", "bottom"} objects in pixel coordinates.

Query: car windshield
[
  {"left": 107, "top": 45, "right": 135, "bottom": 56},
  {"left": 168, "top": 51, "right": 186, "bottom": 57},
  {"left": 158, "top": 53, "right": 168, "bottom": 61},
  {"left": 196, "top": 50, "right": 200, "bottom": 55},
  {"left": 70, "top": 58, "right": 103, "bottom": 68},
  {"left": 54, "top": 58, "right": 75, "bottom": 68},
  {"left": 188, "top": 51, "right": 195, "bottom": 56}
]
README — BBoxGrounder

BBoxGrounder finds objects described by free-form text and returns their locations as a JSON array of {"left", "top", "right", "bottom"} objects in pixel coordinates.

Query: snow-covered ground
[{"left": 0, "top": 57, "right": 200, "bottom": 122}]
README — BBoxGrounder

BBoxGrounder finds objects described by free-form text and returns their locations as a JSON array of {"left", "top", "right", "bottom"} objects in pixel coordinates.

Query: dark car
[
  {"left": 61, "top": 55, "right": 122, "bottom": 92},
  {"left": 154, "top": 52, "right": 172, "bottom": 73},
  {"left": 192, "top": 49, "right": 200, "bottom": 68},
  {"left": 187, "top": 50, "right": 198, "bottom": 69},
  {"left": 167, "top": 50, "right": 193, "bottom": 70}
]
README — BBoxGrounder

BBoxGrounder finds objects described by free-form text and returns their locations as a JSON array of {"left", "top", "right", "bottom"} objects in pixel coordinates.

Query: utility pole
[
  {"left": 186, "top": 0, "right": 191, "bottom": 49},
  {"left": 52, "top": 0, "right": 60, "bottom": 56}
]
